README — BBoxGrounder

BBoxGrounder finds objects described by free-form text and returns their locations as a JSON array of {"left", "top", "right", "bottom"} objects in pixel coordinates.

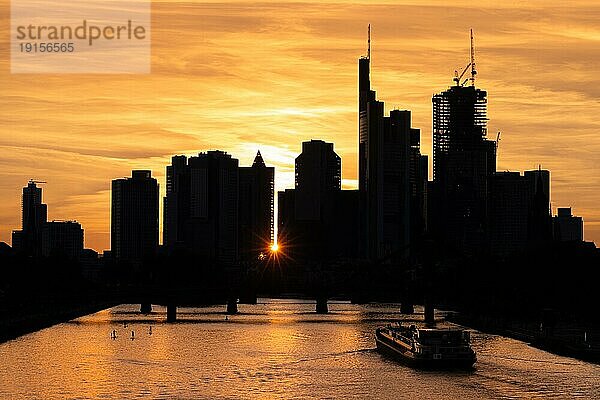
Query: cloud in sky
[{"left": 1, "top": 0, "right": 599, "bottom": 250}]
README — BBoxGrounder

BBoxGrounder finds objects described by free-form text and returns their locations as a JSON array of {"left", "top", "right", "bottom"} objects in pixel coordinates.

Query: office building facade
[
  {"left": 357, "top": 37, "right": 419, "bottom": 261},
  {"left": 111, "top": 170, "right": 159, "bottom": 263},
  {"left": 164, "top": 151, "right": 239, "bottom": 265},
  {"left": 12, "top": 180, "right": 48, "bottom": 255},
  {"left": 239, "top": 151, "right": 275, "bottom": 260},
  {"left": 41, "top": 221, "right": 84, "bottom": 259}
]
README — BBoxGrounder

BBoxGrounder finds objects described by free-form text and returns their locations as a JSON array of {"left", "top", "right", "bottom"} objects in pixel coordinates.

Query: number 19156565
[{"left": 19, "top": 42, "right": 74, "bottom": 53}]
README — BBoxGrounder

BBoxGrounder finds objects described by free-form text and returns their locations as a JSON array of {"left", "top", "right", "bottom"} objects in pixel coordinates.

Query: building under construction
[
  {"left": 432, "top": 85, "right": 492, "bottom": 181},
  {"left": 430, "top": 31, "right": 497, "bottom": 256}
]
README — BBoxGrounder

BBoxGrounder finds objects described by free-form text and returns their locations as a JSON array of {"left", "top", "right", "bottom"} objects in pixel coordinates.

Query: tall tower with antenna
[
  {"left": 368, "top": 24, "right": 371, "bottom": 60},
  {"left": 357, "top": 26, "right": 424, "bottom": 261},
  {"left": 358, "top": 24, "right": 375, "bottom": 193}
]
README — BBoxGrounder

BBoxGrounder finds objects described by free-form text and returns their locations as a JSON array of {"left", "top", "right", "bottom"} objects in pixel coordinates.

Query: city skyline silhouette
[
  {"left": 5, "top": 27, "right": 595, "bottom": 267},
  {"left": 3, "top": 32, "right": 597, "bottom": 252},
  {"left": 2, "top": 4, "right": 600, "bottom": 397}
]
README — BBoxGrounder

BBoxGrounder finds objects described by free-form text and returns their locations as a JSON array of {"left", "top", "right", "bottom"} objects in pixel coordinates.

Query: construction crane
[
  {"left": 454, "top": 63, "right": 471, "bottom": 86},
  {"left": 453, "top": 29, "right": 477, "bottom": 87},
  {"left": 29, "top": 179, "right": 47, "bottom": 185}
]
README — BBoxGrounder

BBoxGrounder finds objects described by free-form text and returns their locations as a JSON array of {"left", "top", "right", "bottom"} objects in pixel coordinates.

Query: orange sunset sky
[{"left": 1, "top": 0, "right": 599, "bottom": 251}]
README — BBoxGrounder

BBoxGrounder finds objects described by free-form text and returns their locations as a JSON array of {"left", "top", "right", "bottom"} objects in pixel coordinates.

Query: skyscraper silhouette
[
  {"left": 553, "top": 208, "right": 583, "bottom": 242},
  {"left": 488, "top": 168, "right": 553, "bottom": 256},
  {"left": 295, "top": 140, "right": 341, "bottom": 221},
  {"left": 164, "top": 151, "right": 239, "bottom": 265},
  {"left": 431, "top": 80, "right": 496, "bottom": 255},
  {"left": 525, "top": 168, "right": 552, "bottom": 246},
  {"left": 239, "top": 151, "right": 275, "bottom": 260},
  {"left": 164, "top": 155, "right": 189, "bottom": 248},
  {"left": 489, "top": 172, "right": 532, "bottom": 257},
  {"left": 278, "top": 140, "right": 343, "bottom": 259},
  {"left": 358, "top": 25, "right": 376, "bottom": 194},
  {"left": 12, "top": 180, "right": 48, "bottom": 255},
  {"left": 111, "top": 170, "right": 159, "bottom": 263},
  {"left": 357, "top": 28, "right": 420, "bottom": 261},
  {"left": 41, "top": 221, "right": 84, "bottom": 259}
]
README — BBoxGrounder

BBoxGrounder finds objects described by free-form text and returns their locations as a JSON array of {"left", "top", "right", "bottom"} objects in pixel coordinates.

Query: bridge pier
[
  {"left": 316, "top": 297, "right": 328, "bottom": 314},
  {"left": 167, "top": 304, "right": 177, "bottom": 322},
  {"left": 140, "top": 303, "right": 152, "bottom": 314},
  {"left": 400, "top": 303, "right": 414, "bottom": 314},
  {"left": 424, "top": 302, "right": 435, "bottom": 325},
  {"left": 227, "top": 297, "right": 238, "bottom": 315}
]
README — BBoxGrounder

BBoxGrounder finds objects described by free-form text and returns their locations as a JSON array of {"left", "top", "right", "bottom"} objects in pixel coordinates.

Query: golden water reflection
[{"left": 0, "top": 301, "right": 599, "bottom": 399}]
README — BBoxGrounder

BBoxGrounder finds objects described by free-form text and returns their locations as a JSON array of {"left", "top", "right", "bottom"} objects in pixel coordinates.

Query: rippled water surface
[{"left": 1, "top": 300, "right": 598, "bottom": 399}]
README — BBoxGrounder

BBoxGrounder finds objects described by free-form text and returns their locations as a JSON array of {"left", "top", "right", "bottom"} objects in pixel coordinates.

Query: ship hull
[{"left": 375, "top": 329, "right": 476, "bottom": 369}]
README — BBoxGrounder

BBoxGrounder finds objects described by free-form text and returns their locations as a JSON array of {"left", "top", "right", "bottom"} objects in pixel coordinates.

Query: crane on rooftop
[{"left": 453, "top": 29, "right": 478, "bottom": 87}]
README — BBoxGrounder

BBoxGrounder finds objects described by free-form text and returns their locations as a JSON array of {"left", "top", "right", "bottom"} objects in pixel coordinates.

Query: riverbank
[
  {"left": 447, "top": 312, "right": 600, "bottom": 364},
  {"left": 0, "top": 298, "right": 119, "bottom": 343}
]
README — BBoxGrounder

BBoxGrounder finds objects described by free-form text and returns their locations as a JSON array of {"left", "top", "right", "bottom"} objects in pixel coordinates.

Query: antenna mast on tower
[
  {"left": 368, "top": 24, "right": 371, "bottom": 60},
  {"left": 470, "top": 28, "right": 477, "bottom": 86}
]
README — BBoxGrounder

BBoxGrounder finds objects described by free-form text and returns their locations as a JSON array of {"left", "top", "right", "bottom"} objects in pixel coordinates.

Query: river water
[{"left": 0, "top": 300, "right": 598, "bottom": 399}]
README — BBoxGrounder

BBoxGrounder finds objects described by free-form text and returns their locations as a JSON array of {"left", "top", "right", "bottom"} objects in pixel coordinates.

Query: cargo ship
[{"left": 375, "top": 323, "right": 476, "bottom": 369}]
